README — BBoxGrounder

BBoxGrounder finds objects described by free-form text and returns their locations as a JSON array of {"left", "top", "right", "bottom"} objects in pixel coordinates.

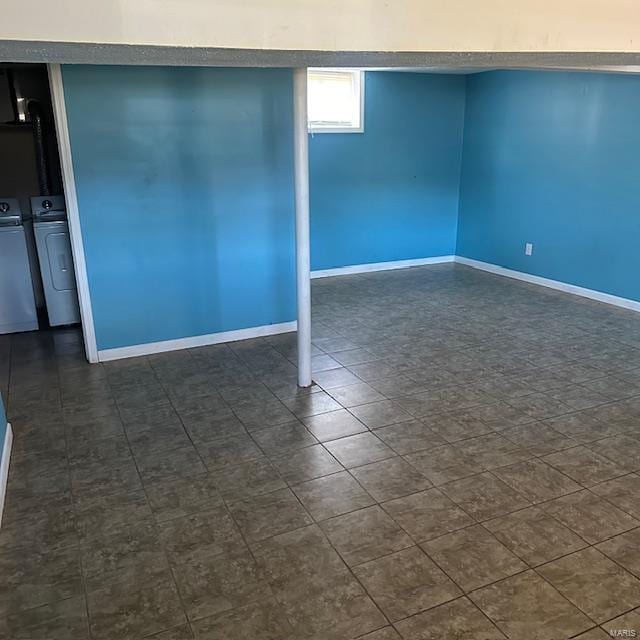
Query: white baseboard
[
  {"left": 0, "top": 423, "right": 13, "bottom": 528},
  {"left": 311, "top": 255, "right": 455, "bottom": 279},
  {"left": 455, "top": 256, "right": 640, "bottom": 313},
  {"left": 97, "top": 321, "right": 298, "bottom": 361}
]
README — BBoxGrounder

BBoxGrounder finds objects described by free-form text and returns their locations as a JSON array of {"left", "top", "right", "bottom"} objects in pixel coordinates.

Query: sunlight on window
[{"left": 307, "top": 69, "right": 364, "bottom": 133}]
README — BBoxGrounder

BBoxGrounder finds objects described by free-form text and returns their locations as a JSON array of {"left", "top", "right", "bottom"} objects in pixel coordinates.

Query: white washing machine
[
  {"left": 31, "top": 195, "right": 81, "bottom": 327},
  {"left": 0, "top": 198, "right": 39, "bottom": 334}
]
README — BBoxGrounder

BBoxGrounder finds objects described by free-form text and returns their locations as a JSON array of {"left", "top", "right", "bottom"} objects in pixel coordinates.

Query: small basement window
[{"left": 307, "top": 68, "right": 364, "bottom": 133}]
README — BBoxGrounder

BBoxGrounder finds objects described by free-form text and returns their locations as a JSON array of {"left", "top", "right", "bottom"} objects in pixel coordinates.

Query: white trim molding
[
  {"left": 0, "top": 423, "right": 13, "bottom": 528},
  {"left": 98, "top": 321, "right": 297, "bottom": 361},
  {"left": 311, "top": 255, "right": 455, "bottom": 279},
  {"left": 455, "top": 256, "right": 640, "bottom": 313},
  {"left": 48, "top": 64, "right": 99, "bottom": 363}
]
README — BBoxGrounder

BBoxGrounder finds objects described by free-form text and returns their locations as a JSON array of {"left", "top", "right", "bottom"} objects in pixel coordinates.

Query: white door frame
[{"left": 47, "top": 63, "right": 99, "bottom": 363}]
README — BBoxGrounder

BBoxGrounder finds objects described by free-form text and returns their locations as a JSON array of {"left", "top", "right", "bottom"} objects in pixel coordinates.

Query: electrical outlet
[{"left": 525, "top": 242, "right": 533, "bottom": 256}]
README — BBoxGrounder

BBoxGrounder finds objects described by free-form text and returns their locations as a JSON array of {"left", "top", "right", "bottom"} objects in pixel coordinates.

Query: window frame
[{"left": 307, "top": 68, "right": 365, "bottom": 134}]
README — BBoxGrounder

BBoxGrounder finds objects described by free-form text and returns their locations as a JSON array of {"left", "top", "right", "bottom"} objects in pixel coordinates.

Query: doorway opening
[{"left": 0, "top": 63, "right": 82, "bottom": 344}]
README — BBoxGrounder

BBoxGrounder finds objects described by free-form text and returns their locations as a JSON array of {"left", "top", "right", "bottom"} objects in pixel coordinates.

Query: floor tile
[
  {"left": 501, "top": 421, "right": 576, "bottom": 456},
  {"left": 492, "top": 459, "right": 582, "bottom": 503},
  {"left": 120, "top": 404, "right": 182, "bottom": 435},
  {"left": 128, "top": 421, "right": 192, "bottom": 458},
  {"left": 158, "top": 508, "right": 246, "bottom": 561},
  {"left": 70, "top": 458, "right": 143, "bottom": 501},
  {"left": 270, "top": 444, "right": 343, "bottom": 484},
  {"left": 0, "top": 545, "right": 83, "bottom": 617},
  {"left": 320, "top": 505, "right": 413, "bottom": 566},
  {"left": 543, "top": 445, "right": 626, "bottom": 486},
  {"left": 404, "top": 444, "right": 481, "bottom": 485},
  {"left": 74, "top": 490, "right": 153, "bottom": 541},
  {"left": 327, "top": 382, "right": 385, "bottom": 408},
  {"left": 143, "top": 474, "right": 222, "bottom": 522},
  {"left": 191, "top": 598, "right": 292, "bottom": 639},
  {"left": 484, "top": 506, "right": 587, "bottom": 566},
  {"left": 228, "top": 488, "right": 313, "bottom": 542},
  {"left": 603, "top": 609, "right": 640, "bottom": 640},
  {"left": 453, "top": 433, "right": 533, "bottom": 471},
  {"left": 349, "top": 400, "right": 413, "bottom": 429},
  {"left": 357, "top": 628, "right": 402, "bottom": 640},
  {"left": 253, "top": 524, "right": 346, "bottom": 595},
  {"left": 596, "top": 527, "right": 640, "bottom": 578},
  {"left": 542, "top": 411, "right": 623, "bottom": 443},
  {"left": 425, "top": 411, "right": 495, "bottom": 443},
  {"left": 281, "top": 390, "right": 342, "bottom": 417},
  {"left": 87, "top": 579, "right": 186, "bottom": 639},
  {"left": 135, "top": 445, "right": 207, "bottom": 482},
  {"left": 11, "top": 267, "right": 640, "bottom": 639},
  {"left": 440, "top": 472, "right": 531, "bottom": 521},
  {"left": 233, "top": 400, "right": 296, "bottom": 432},
  {"left": 0, "top": 499, "right": 77, "bottom": 552},
  {"left": 588, "top": 434, "right": 640, "bottom": 472},
  {"left": 394, "top": 596, "right": 506, "bottom": 639},
  {"left": 0, "top": 596, "right": 89, "bottom": 640},
  {"left": 181, "top": 412, "right": 246, "bottom": 444},
  {"left": 169, "top": 548, "right": 270, "bottom": 621},
  {"left": 350, "top": 457, "right": 432, "bottom": 501},
  {"left": 382, "top": 488, "right": 474, "bottom": 542},
  {"left": 276, "top": 572, "right": 386, "bottom": 639},
  {"left": 541, "top": 489, "right": 640, "bottom": 544},
  {"left": 250, "top": 421, "right": 317, "bottom": 455},
  {"left": 64, "top": 412, "right": 125, "bottom": 443},
  {"left": 212, "top": 459, "right": 286, "bottom": 501},
  {"left": 470, "top": 571, "right": 591, "bottom": 639},
  {"left": 292, "top": 471, "right": 374, "bottom": 520},
  {"left": 302, "top": 409, "right": 368, "bottom": 442},
  {"left": 506, "top": 392, "right": 573, "bottom": 420},
  {"left": 81, "top": 521, "right": 169, "bottom": 592},
  {"left": 324, "top": 432, "right": 395, "bottom": 468},
  {"left": 374, "top": 420, "right": 446, "bottom": 455},
  {"left": 421, "top": 525, "right": 526, "bottom": 592},
  {"left": 573, "top": 629, "right": 612, "bottom": 639},
  {"left": 147, "top": 623, "right": 194, "bottom": 639},
  {"left": 196, "top": 434, "right": 264, "bottom": 471},
  {"left": 312, "top": 367, "right": 362, "bottom": 389},
  {"left": 538, "top": 547, "right": 640, "bottom": 623},
  {"left": 590, "top": 473, "right": 640, "bottom": 518},
  {"left": 353, "top": 545, "right": 461, "bottom": 621},
  {"left": 311, "top": 353, "right": 343, "bottom": 372}
]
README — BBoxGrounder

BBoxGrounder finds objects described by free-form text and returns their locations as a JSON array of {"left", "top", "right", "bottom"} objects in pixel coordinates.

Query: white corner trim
[
  {"left": 0, "top": 423, "right": 13, "bottom": 528},
  {"left": 48, "top": 64, "right": 99, "bottom": 364},
  {"left": 311, "top": 255, "right": 455, "bottom": 279},
  {"left": 455, "top": 256, "right": 640, "bottom": 313},
  {"left": 98, "top": 321, "right": 297, "bottom": 361}
]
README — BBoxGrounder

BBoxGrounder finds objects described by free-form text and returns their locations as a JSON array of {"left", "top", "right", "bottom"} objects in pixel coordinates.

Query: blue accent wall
[
  {"left": 64, "top": 67, "right": 467, "bottom": 350},
  {"left": 457, "top": 70, "right": 640, "bottom": 302},
  {"left": 310, "top": 72, "right": 466, "bottom": 270},
  {"left": 63, "top": 66, "right": 296, "bottom": 350}
]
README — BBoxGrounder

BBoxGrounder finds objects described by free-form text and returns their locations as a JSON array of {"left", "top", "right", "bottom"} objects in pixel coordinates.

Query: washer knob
[
  {"left": 0, "top": 202, "right": 9, "bottom": 213},
  {"left": 42, "top": 199, "right": 53, "bottom": 210}
]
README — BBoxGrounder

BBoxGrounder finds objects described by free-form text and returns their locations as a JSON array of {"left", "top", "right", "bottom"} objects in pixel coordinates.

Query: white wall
[{"left": 2, "top": 0, "right": 640, "bottom": 53}]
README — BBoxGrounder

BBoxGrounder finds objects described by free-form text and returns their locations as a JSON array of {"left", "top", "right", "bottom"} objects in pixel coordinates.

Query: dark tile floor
[{"left": 1, "top": 263, "right": 640, "bottom": 639}]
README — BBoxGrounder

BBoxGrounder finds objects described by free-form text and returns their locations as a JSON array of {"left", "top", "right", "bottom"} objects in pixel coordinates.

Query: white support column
[{"left": 293, "top": 68, "right": 312, "bottom": 388}]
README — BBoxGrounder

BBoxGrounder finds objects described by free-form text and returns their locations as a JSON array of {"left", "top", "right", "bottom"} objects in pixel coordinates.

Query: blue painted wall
[
  {"left": 64, "top": 68, "right": 467, "bottom": 350},
  {"left": 310, "top": 72, "right": 466, "bottom": 270},
  {"left": 457, "top": 70, "right": 640, "bottom": 302},
  {"left": 63, "top": 66, "right": 296, "bottom": 350}
]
